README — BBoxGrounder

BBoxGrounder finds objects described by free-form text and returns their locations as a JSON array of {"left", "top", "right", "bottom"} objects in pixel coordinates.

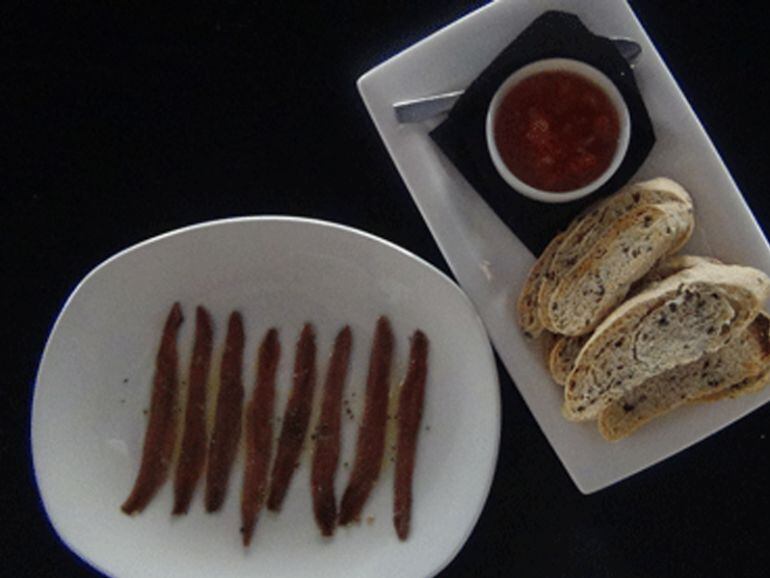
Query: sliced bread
[
  {"left": 537, "top": 178, "right": 693, "bottom": 333},
  {"left": 547, "top": 255, "right": 718, "bottom": 385},
  {"left": 548, "top": 334, "right": 590, "bottom": 386},
  {"left": 517, "top": 232, "right": 567, "bottom": 338},
  {"left": 543, "top": 201, "right": 694, "bottom": 336},
  {"left": 563, "top": 261, "right": 770, "bottom": 421},
  {"left": 598, "top": 313, "right": 770, "bottom": 440}
]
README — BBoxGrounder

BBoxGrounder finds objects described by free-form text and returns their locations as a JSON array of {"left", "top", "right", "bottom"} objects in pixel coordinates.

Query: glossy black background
[{"left": 3, "top": 2, "right": 770, "bottom": 576}]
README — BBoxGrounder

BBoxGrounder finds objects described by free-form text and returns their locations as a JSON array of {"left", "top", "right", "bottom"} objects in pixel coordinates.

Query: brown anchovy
[
  {"left": 121, "top": 302, "right": 184, "bottom": 515},
  {"left": 311, "top": 326, "right": 353, "bottom": 536},
  {"left": 393, "top": 330, "right": 429, "bottom": 540},
  {"left": 338, "top": 316, "right": 394, "bottom": 525},
  {"left": 204, "top": 311, "right": 245, "bottom": 512},
  {"left": 241, "top": 328, "right": 281, "bottom": 546},
  {"left": 172, "top": 306, "right": 214, "bottom": 515},
  {"left": 267, "top": 323, "right": 317, "bottom": 511}
]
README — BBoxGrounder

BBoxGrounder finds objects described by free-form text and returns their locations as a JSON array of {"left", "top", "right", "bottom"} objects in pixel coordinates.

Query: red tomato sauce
[{"left": 493, "top": 70, "right": 620, "bottom": 192}]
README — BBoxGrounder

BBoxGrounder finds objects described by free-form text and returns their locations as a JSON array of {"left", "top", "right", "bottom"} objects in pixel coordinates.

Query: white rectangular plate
[{"left": 357, "top": 0, "right": 770, "bottom": 493}]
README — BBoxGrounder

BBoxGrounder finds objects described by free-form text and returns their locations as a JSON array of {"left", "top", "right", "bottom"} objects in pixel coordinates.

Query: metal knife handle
[
  {"left": 394, "top": 90, "right": 464, "bottom": 123},
  {"left": 393, "top": 37, "right": 641, "bottom": 124}
]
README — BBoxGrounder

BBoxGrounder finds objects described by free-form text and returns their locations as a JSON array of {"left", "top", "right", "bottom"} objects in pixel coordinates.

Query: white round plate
[{"left": 32, "top": 217, "right": 500, "bottom": 578}]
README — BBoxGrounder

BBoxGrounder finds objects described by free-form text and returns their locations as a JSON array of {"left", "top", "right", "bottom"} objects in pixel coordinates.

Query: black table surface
[{"left": 4, "top": 2, "right": 770, "bottom": 576}]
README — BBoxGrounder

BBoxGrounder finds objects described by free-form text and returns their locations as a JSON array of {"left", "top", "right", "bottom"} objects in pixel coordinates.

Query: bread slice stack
[
  {"left": 564, "top": 261, "right": 770, "bottom": 420},
  {"left": 598, "top": 313, "right": 770, "bottom": 440},
  {"left": 517, "top": 178, "right": 770, "bottom": 440},
  {"left": 518, "top": 177, "right": 694, "bottom": 337}
]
